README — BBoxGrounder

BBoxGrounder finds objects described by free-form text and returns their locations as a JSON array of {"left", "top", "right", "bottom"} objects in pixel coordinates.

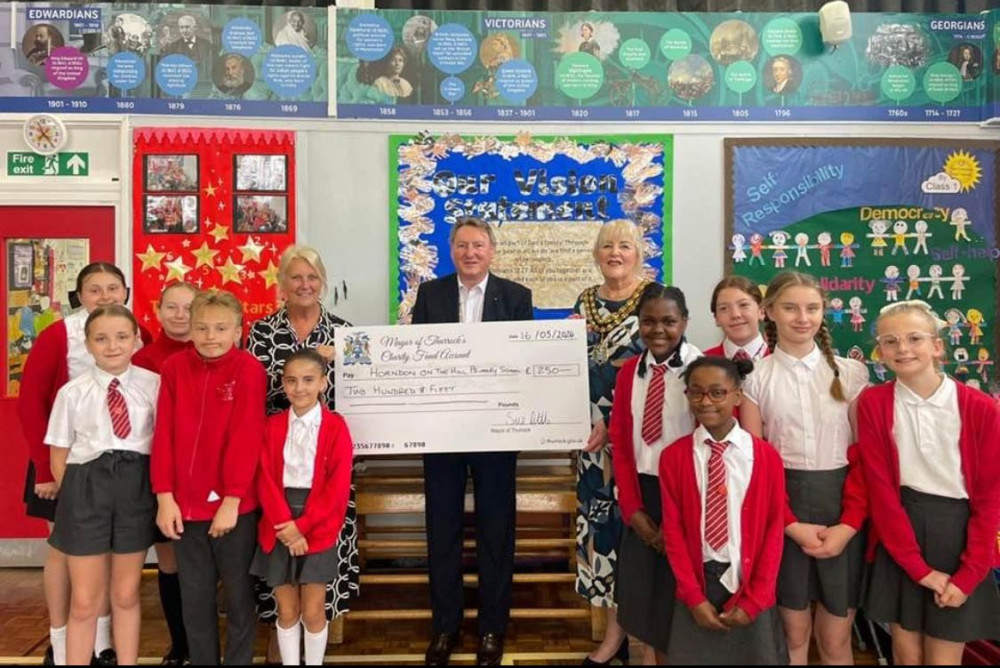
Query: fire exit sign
[{"left": 7, "top": 152, "right": 89, "bottom": 176}]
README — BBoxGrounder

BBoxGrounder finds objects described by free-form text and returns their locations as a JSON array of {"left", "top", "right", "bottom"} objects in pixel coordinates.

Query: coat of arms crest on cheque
[{"left": 343, "top": 332, "right": 372, "bottom": 365}]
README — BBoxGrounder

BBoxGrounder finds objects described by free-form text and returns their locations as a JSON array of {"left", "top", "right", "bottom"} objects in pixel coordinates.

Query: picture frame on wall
[
  {"left": 8, "top": 242, "right": 34, "bottom": 290},
  {"left": 234, "top": 194, "right": 288, "bottom": 233},
  {"left": 234, "top": 154, "right": 287, "bottom": 192},
  {"left": 145, "top": 154, "right": 199, "bottom": 192},
  {"left": 144, "top": 195, "right": 199, "bottom": 234}
]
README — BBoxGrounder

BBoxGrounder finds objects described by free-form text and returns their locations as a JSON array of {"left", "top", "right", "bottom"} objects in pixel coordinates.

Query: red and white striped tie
[
  {"left": 704, "top": 439, "right": 729, "bottom": 550},
  {"left": 640, "top": 365, "right": 667, "bottom": 446},
  {"left": 732, "top": 349, "right": 751, "bottom": 363},
  {"left": 107, "top": 379, "right": 131, "bottom": 439}
]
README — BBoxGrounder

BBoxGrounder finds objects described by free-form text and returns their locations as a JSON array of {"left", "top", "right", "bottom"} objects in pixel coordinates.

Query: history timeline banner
[
  {"left": 0, "top": 4, "right": 328, "bottom": 117},
  {"left": 335, "top": 9, "right": 991, "bottom": 123}
]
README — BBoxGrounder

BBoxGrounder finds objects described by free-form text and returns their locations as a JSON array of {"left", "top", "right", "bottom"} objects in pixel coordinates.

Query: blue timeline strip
[
  {"left": 0, "top": 97, "right": 328, "bottom": 118},
  {"left": 339, "top": 104, "right": 981, "bottom": 123}
]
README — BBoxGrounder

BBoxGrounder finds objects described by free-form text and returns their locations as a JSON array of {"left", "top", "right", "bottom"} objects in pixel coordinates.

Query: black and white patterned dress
[{"left": 247, "top": 306, "right": 360, "bottom": 622}]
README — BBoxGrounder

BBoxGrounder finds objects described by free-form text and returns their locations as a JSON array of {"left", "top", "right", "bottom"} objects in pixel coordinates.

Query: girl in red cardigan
[
  {"left": 131, "top": 281, "right": 196, "bottom": 666},
  {"left": 252, "top": 348, "right": 354, "bottom": 666},
  {"left": 18, "top": 261, "right": 148, "bottom": 666},
  {"left": 609, "top": 283, "right": 701, "bottom": 664},
  {"left": 702, "top": 276, "right": 768, "bottom": 363},
  {"left": 859, "top": 300, "right": 1000, "bottom": 665},
  {"left": 660, "top": 356, "right": 787, "bottom": 664}
]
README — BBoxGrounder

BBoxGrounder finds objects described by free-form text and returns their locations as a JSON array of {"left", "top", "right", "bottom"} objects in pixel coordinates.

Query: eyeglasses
[
  {"left": 875, "top": 332, "right": 937, "bottom": 348},
  {"left": 684, "top": 387, "right": 737, "bottom": 403}
]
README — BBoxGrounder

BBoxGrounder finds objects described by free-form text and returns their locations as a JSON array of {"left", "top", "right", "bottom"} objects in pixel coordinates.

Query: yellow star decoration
[
  {"left": 164, "top": 256, "right": 192, "bottom": 282},
  {"left": 259, "top": 260, "right": 280, "bottom": 289},
  {"left": 204, "top": 183, "right": 217, "bottom": 198},
  {"left": 137, "top": 244, "right": 166, "bottom": 272},
  {"left": 191, "top": 241, "right": 220, "bottom": 269},
  {"left": 217, "top": 256, "right": 245, "bottom": 286},
  {"left": 237, "top": 236, "right": 265, "bottom": 264},
  {"left": 208, "top": 223, "right": 230, "bottom": 243}
]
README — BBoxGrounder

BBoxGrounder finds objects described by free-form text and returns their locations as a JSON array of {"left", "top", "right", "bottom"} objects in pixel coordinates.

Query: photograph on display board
[
  {"left": 145, "top": 154, "right": 199, "bottom": 192},
  {"left": 213, "top": 52, "right": 255, "bottom": 98},
  {"left": 273, "top": 10, "right": 318, "bottom": 50},
  {"left": 725, "top": 138, "right": 999, "bottom": 393},
  {"left": 235, "top": 194, "right": 288, "bottom": 233},
  {"left": 235, "top": 154, "right": 287, "bottom": 192},
  {"left": 144, "top": 194, "right": 199, "bottom": 234},
  {"left": 6, "top": 238, "right": 89, "bottom": 396}
]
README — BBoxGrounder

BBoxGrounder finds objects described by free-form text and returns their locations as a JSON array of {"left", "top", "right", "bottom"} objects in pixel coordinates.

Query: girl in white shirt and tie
[
  {"left": 608, "top": 283, "right": 701, "bottom": 664},
  {"left": 740, "top": 272, "right": 870, "bottom": 666},
  {"left": 46, "top": 305, "right": 160, "bottom": 666}
]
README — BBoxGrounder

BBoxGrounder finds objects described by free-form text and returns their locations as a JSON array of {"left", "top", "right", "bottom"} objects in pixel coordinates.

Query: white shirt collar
[
  {"left": 723, "top": 334, "right": 766, "bottom": 360},
  {"left": 643, "top": 341, "right": 696, "bottom": 373},
  {"left": 458, "top": 273, "right": 489, "bottom": 296},
  {"left": 289, "top": 402, "right": 322, "bottom": 429},
  {"left": 694, "top": 422, "right": 754, "bottom": 457},
  {"left": 92, "top": 365, "right": 132, "bottom": 391},
  {"left": 896, "top": 375, "right": 954, "bottom": 409},
  {"left": 773, "top": 343, "right": 822, "bottom": 371}
]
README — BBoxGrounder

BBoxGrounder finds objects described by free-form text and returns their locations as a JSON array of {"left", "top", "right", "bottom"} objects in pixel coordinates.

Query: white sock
[
  {"left": 94, "top": 615, "right": 112, "bottom": 655},
  {"left": 303, "top": 623, "right": 329, "bottom": 666},
  {"left": 276, "top": 620, "right": 301, "bottom": 666},
  {"left": 50, "top": 626, "right": 67, "bottom": 666}
]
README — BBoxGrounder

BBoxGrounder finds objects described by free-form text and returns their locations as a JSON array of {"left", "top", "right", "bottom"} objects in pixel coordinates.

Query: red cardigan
[
  {"left": 858, "top": 380, "right": 1000, "bottom": 595},
  {"left": 132, "top": 334, "right": 192, "bottom": 374},
  {"left": 610, "top": 355, "right": 657, "bottom": 525},
  {"left": 18, "top": 319, "right": 152, "bottom": 483},
  {"left": 151, "top": 346, "right": 266, "bottom": 521},
  {"left": 257, "top": 408, "right": 354, "bottom": 555},
  {"left": 659, "top": 433, "right": 786, "bottom": 621}
]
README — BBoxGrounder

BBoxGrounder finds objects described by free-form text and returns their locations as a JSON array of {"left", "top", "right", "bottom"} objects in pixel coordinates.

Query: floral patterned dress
[{"left": 573, "top": 283, "right": 646, "bottom": 606}]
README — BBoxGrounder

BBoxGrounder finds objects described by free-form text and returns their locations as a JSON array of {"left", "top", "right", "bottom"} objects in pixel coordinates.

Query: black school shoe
[
  {"left": 91, "top": 649, "right": 118, "bottom": 666},
  {"left": 161, "top": 647, "right": 191, "bottom": 665},
  {"left": 42, "top": 645, "right": 54, "bottom": 666}
]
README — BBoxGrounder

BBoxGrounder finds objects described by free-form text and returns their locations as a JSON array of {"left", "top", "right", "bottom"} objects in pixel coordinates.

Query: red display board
[{"left": 132, "top": 128, "right": 295, "bottom": 335}]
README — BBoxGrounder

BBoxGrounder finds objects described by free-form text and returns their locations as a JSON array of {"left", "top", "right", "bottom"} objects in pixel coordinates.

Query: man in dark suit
[
  {"left": 163, "top": 15, "right": 212, "bottom": 63},
  {"left": 411, "top": 217, "right": 533, "bottom": 666}
]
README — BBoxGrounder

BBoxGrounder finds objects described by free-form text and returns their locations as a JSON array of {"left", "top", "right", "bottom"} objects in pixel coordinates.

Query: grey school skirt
[
  {"left": 251, "top": 488, "right": 339, "bottom": 588},
  {"left": 866, "top": 487, "right": 1000, "bottom": 643},
  {"left": 615, "top": 474, "right": 675, "bottom": 654},
  {"left": 778, "top": 467, "right": 865, "bottom": 617}
]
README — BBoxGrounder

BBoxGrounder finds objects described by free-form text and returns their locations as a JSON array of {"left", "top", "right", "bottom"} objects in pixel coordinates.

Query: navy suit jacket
[{"left": 411, "top": 272, "right": 533, "bottom": 325}]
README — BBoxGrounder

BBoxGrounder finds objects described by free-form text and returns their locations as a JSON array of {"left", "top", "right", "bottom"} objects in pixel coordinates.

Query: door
[{"left": 0, "top": 206, "right": 115, "bottom": 539}]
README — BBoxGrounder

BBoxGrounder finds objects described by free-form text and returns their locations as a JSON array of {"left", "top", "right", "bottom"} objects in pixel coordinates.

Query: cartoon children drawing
[
  {"left": 731, "top": 233, "right": 747, "bottom": 263},
  {"left": 951, "top": 263, "right": 968, "bottom": 300},
  {"left": 891, "top": 220, "right": 909, "bottom": 256},
  {"left": 927, "top": 264, "right": 945, "bottom": 300},
  {"left": 975, "top": 348, "right": 992, "bottom": 383},
  {"left": 882, "top": 265, "right": 902, "bottom": 302},
  {"left": 912, "top": 220, "right": 932, "bottom": 255},
  {"left": 950, "top": 207, "right": 971, "bottom": 242},
  {"left": 839, "top": 232, "right": 857, "bottom": 268},
  {"left": 794, "top": 232, "right": 811, "bottom": 267},
  {"left": 749, "top": 233, "right": 765, "bottom": 266},
  {"left": 817, "top": 232, "right": 833, "bottom": 267},
  {"left": 967, "top": 308, "right": 985, "bottom": 345},
  {"left": 905, "top": 265, "right": 922, "bottom": 300},
  {"left": 848, "top": 296, "right": 866, "bottom": 333},
  {"left": 829, "top": 297, "right": 845, "bottom": 327},
  {"left": 953, "top": 347, "right": 971, "bottom": 383},
  {"left": 867, "top": 220, "right": 889, "bottom": 256},
  {"left": 770, "top": 230, "right": 789, "bottom": 268},
  {"left": 945, "top": 308, "right": 965, "bottom": 346}
]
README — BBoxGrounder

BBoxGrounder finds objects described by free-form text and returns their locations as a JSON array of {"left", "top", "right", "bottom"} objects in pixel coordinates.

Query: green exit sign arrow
[{"left": 7, "top": 152, "right": 89, "bottom": 176}]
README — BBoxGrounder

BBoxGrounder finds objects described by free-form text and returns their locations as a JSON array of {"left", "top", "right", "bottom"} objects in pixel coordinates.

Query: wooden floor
[{"left": 0, "top": 568, "right": 883, "bottom": 665}]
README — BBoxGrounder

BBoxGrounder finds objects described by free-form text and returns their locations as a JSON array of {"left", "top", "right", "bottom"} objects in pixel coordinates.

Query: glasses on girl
[{"left": 875, "top": 332, "right": 937, "bottom": 348}]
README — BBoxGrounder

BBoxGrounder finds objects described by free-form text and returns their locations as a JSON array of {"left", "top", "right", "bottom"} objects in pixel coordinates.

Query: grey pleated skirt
[
  {"left": 669, "top": 561, "right": 789, "bottom": 665},
  {"left": 866, "top": 487, "right": 1000, "bottom": 643},
  {"left": 778, "top": 468, "right": 865, "bottom": 616},
  {"left": 615, "top": 474, "right": 675, "bottom": 654},
  {"left": 251, "top": 488, "right": 339, "bottom": 588}
]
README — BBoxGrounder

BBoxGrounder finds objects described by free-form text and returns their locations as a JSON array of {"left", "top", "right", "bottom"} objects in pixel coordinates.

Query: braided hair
[
  {"left": 762, "top": 271, "right": 846, "bottom": 402},
  {"left": 636, "top": 283, "right": 689, "bottom": 379}
]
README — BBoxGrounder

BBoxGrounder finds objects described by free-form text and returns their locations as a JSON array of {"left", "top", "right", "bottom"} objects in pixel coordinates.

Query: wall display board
[
  {"left": 726, "top": 139, "right": 999, "bottom": 392},
  {"left": 0, "top": 4, "right": 328, "bottom": 117},
  {"left": 390, "top": 133, "right": 672, "bottom": 323},
  {"left": 132, "top": 128, "right": 296, "bottom": 336},
  {"left": 337, "top": 9, "right": 991, "bottom": 123}
]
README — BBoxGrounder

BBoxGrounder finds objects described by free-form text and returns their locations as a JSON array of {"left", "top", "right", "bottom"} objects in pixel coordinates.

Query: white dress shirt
[
  {"left": 459, "top": 274, "right": 489, "bottom": 324},
  {"left": 45, "top": 365, "right": 160, "bottom": 464},
  {"left": 722, "top": 334, "right": 768, "bottom": 361},
  {"left": 743, "top": 345, "right": 868, "bottom": 470},
  {"left": 629, "top": 343, "right": 702, "bottom": 476},
  {"left": 693, "top": 422, "right": 754, "bottom": 593},
  {"left": 283, "top": 403, "right": 322, "bottom": 488},
  {"left": 893, "top": 376, "right": 967, "bottom": 499}
]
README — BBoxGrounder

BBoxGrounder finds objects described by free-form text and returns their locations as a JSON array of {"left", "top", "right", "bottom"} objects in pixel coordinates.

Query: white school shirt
[
  {"left": 693, "top": 423, "right": 754, "bottom": 594},
  {"left": 459, "top": 274, "right": 489, "bottom": 324},
  {"left": 893, "top": 376, "right": 967, "bottom": 499},
  {"left": 45, "top": 365, "right": 160, "bottom": 465},
  {"left": 65, "top": 308, "right": 145, "bottom": 380},
  {"left": 283, "top": 403, "right": 322, "bottom": 489},
  {"left": 722, "top": 334, "right": 768, "bottom": 362},
  {"left": 743, "top": 345, "right": 868, "bottom": 470},
  {"left": 630, "top": 343, "right": 702, "bottom": 476}
]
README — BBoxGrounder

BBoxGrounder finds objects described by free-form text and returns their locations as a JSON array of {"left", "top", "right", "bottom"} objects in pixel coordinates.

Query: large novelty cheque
[{"left": 335, "top": 320, "right": 590, "bottom": 455}]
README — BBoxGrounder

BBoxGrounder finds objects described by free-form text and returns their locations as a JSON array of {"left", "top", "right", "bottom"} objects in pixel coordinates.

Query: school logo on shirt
[
  {"left": 343, "top": 332, "right": 372, "bottom": 366},
  {"left": 216, "top": 380, "right": 236, "bottom": 402}
]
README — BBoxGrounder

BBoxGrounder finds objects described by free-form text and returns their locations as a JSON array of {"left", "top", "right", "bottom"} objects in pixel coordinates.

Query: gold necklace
[{"left": 582, "top": 280, "right": 649, "bottom": 335}]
